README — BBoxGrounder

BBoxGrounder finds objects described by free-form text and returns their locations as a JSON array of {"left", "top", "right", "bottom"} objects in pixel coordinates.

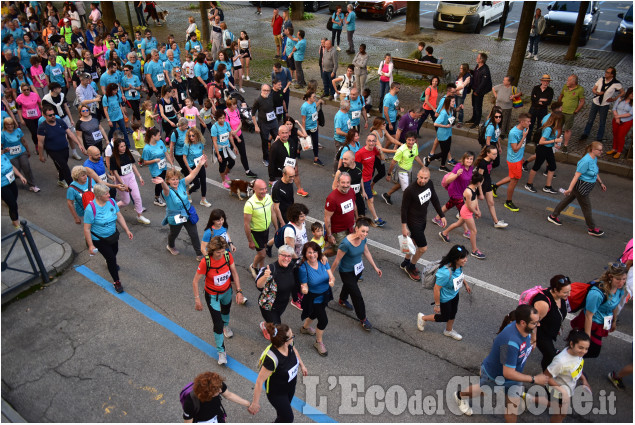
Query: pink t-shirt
[
  {"left": 447, "top": 164, "right": 474, "bottom": 199},
  {"left": 93, "top": 45, "right": 107, "bottom": 67},
  {"left": 181, "top": 106, "right": 200, "bottom": 128},
  {"left": 380, "top": 62, "right": 390, "bottom": 82},
  {"left": 16, "top": 92, "right": 42, "bottom": 119},
  {"left": 225, "top": 107, "right": 242, "bottom": 137},
  {"left": 621, "top": 239, "right": 633, "bottom": 263},
  {"left": 30, "top": 65, "right": 48, "bottom": 88}
]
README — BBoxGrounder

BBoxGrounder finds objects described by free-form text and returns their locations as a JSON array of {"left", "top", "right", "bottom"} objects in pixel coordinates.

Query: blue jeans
[
  {"left": 108, "top": 118, "right": 130, "bottom": 147},
  {"left": 528, "top": 35, "right": 540, "bottom": 55},
  {"left": 322, "top": 70, "right": 334, "bottom": 97},
  {"left": 583, "top": 103, "right": 610, "bottom": 140},
  {"left": 379, "top": 80, "right": 390, "bottom": 111},
  {"left": 455, "top": 94, "right": 466, "bottom": 123}
]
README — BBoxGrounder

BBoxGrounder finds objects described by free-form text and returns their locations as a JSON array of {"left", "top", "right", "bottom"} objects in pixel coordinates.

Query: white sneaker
[
  {"left": 239, "top": 88, "right": 245, "bottom": 93},
  {"left": 137, "top": 215, "right": 151, "bottom": 224},
  {"left": 245, "top": 76, "right": 250, "bottom": 81},
  {"left": 533, "top": 55, "right": 538, "bottom": 61},
  {"left": 57, "top": 180, "right": 68, "bottom": 188},
  {"left": 188, "top": 196, "right": 193, "bottom": 203},
  {"left": 454, "top": 391, "right": 473, "bottom": 416},
  {"left": 525, "top": 51, "right": 532, "bottom": 58},
  {"left": 223, "top": 326, "right": 233, "bottom": 338},
  {"left": 417, "top": 312, "right": 425, "bottom": 331},
  {"left": 444, "top": 329, "right": 463, "bottom": 341},
  {"left": 154, "top": 197, "right": 166, "bottom": 207},
  {"left": 494, "top": 220, "right": 509, "bottom": 228},
  {"left": 336, "top": 46, "right": 341, "bottom": 51},
  {"left": 200, "top": 199, "right": 211, "bottom": 207},
  {"left": 72, "top": 151, "right": 82, "bottom": 160},
  {"left": 455, "top": 212, "right": 460, "bottom": 220},
  {"left": 217, "top": 351, "right": 227, "bottom": 365}
]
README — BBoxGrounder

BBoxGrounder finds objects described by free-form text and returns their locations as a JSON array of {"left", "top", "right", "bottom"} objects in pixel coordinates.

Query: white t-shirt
[
  {"left": 284, "top": 222, "right": 308, "bottom": 257},
  {"left": 592, "top": 77, "right": 623, "bottom": 107},
  {"left": 547, "top": 349, "right": 584, "bottom": 398}
]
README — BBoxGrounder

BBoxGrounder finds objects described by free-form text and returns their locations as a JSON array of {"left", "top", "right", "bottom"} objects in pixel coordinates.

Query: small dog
[
  {"left": 156, "top": 10, "right": 168, "bottom": 22},
  {"left": 229, "top": 179, "right": 254, "bottom": 200}
]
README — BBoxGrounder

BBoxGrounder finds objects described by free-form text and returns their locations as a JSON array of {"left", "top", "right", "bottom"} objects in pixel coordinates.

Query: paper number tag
[
  {"left": 418, "top": 189, "right": 431, "bottom": 205},
  {"left": 275, "top": 106, "right": 284, "bottom": 115},
  {"left": 5, "top": 170, "right": 15, "bottom": 183},
  {"left": 51, "top": 67, "right": 62, "bottom": 76},
  {"left": 453, "top": 273, "right": 464, "bottom": 291},
  {"left": 158, "top": 158, "right": 167, "bottom": 169},
  {"left": 351, "top": 184, "right": 360, "bottom": 194},
  {"left": 194, "top": 156, "right": 203, "bottom": 166},
  {"left": 156, "top": 73, "right": 165, "bottom": 82},
  {"left": 340, "top": 199, "right": 354, "bottom": 214},
  {"left": 99, "top": 173, "right": 108, "bottom": 182},
  {"left": 354, "top": 261, "right": 364, "bottom": 275},
  {"left": 288, "top": 362, "right": 299, "bottom": 382},
  {"left": 174, "top": 214, "right": 187, "bottom": 224},
  {"left": 311, "top": 111, "right": 318, "bottom": 122},
  {"left": 213, "top": 271, "right": 231, "bottom": 287},
  {"left": 219, "top": 133, "right": 229, "bottom": 144},
  {"left": 603, "top": 315, "right": 613, "bottom": 330},
  {"left": 120, "top": 163, "right": 133, "bottom": 175},
  {"left": 8, "top": 145, "right": 22, "bottom": 155},
  {"left": 92, "top": 130, "right": 103, "bottom": 141},
  {"left": 283, "top": 157, "right": 296, "bottom": 168},
  {"left": 266, "top": 111, "right": 276, "bottom": 121},
  {"left": 25, "top": 108, "right": 38, "bottom": 117},
  {"left": 351, "top": 110, "right": 361, "bottom": 119}
]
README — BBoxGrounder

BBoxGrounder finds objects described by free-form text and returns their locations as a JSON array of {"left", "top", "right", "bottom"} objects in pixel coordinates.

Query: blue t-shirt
[
  {"left": 334, "top": 110, "right": 351, "bottom": 143},
  {"left": 584, "top": 285, "right": 624, "bottom": 325},
  {"left": 294, "top": 39, "right": 306, "bottom": 62},
  {"left": 1, "top": 110, "right": 9, "bottom": 130},
  {"left": 285, "top": 37, "right": 296, "bottom": 56},
  {"left": 576, "top": 153, "right": 599, "bottom": 183},
  {"left": 1, "top": 153, "right": 15, "bottom": 187},
  {"left": 435, "top": 265, "right": 465, "bottom": 303},
  {"left": 194, "top": 62, "right": 209, "bottom": 82},
  {"left": 158, "top": 50, "right": 168, "bottom": 65},
  {"left": 1, "top": 128, "right": 25, "bottom": 160},
  {"left": 331, "top": 12, "right": 344, "bottom": 29},
  {"left": 144, "top": 60, "right": 166, "bottom": 88},
  {"left": 16, "top": 48, "right": 32, "bottom": 70},
  {"left": 211, "top": 121, "right": 232, "bottom": 148},
  {"left": 11, "top": 76, "right": 33, "bottom": 94},
  {"left": 117, "top": 40, "right": 131, "bottom": 59},
  {"left": 202, "top": 226, "right": 229, "bottom": 243},
  {"left": 341, "top": 142, "right": 361, "bottom": 156},
  {"left": 100, "top": 70, "right": 122, "bottom": 89},
  {"left": 346, "top": 11, "right": 356, "bottom": 31},
  {"left": 185, "top": 40, "right": 203, "bottom": 53},
  {"left": 481, "top": 322, "right": 533, "bottom": 382},
  {"left": 45, "top": 63, "right": 66, "bottom": 86},
  {"left": 83, "top": 157, "right": 108, "bottom": 182},
  {"left": 66, "top": 178, "right": 98, "bottom": 216},
  {"left": 485, "top": 121, "right": 499, "bottom": 144},
  {"left": 301, "top": 102, "right": 318, "bottom": 130},
  {"left": 125, "top": 60, "right": 142, "bottom": 80},
  {"left": 540, "top": 126, "right": 559, "bottom": 148},
  {"left": 348, "top": 96, "right": 365, "bottom": 127},
  {"left": 140, "top": 37, "right": 157, "bottom": 53},
  {"left": 37, "top": 118, "right": 68, "bottom": 151},
  {"left": 506, "top": 126, "right": 526, "bottom": 163},
  {"left": 435, "top": 108, "right": 452, "bottom": 142},
  {"left": 297, "top": 261, "right": 331, "bottom": 303},
  {"left": 171, "top": 127, "right": 189, "bottom": 156},
  {"left": 84, "top": 198, "right": 120, "bottom": 240},
  {"left": 165, "top": 57, "right": 181, "bottom": 74},
  {"left": 383, "top": 92, "right": 399, "bottom": 123},
  {"left": 542, "top": 113, "right": 551, "bottom": 126},
  {"left": 271, "top": 68, "right": 291, "bottom": 88},
  {"left": 162, "top": 179, "right": 192, "bottom": 225},
  {"left": 214, "top": 60, "right": 233, "bottom": 75},
  {"left": 121, "top": 75, "right": 141, "bottom": 100},
  {"left": 141, "top": 141, "right": 168, "bottom": 177},
  {"left": 185, "top": 142, "right": 205, "bottom": 168},
  {"left": 102, "top": 91, "right": 123, "bottom": 122},
  {"left": 338, "top": 237, "right": 366, "bottom": 273}
]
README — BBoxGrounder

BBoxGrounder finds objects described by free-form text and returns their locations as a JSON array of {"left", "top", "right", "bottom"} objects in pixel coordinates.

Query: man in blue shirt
[
  {"left": 140, "top": 30, "right": 158, "bottom": 57},
  {"left": 144, "top": 50, "right": 168, "bottom": 99},
  {"left": 453, "top": 304, "right": 548, "bottom": 420},
  {"left": 116, "top": 33, "right": 131, "bottom": 59},
  {"left": 333, "top": 100, "right": 351, "bottom": 152},
  {"left": 344, "top": 4, "right": 356, "bottom": 54},
  {"left": 346, "top": 88, "right": 367, "bottom": 131},
  {"left": 271, "top": 62, "right": 292, "bottom": 114},
  {"left": 290, "top": 30, "right": 306, "bottom": 88},
  {"left": 382, "top": 82, "right": 402, "bottom": 135},
  {"left": 99, "top": 61, "right": 122, "bottom": 95}
]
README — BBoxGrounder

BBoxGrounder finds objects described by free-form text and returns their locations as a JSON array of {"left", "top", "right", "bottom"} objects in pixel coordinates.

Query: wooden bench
[{"left": 392, "top": 57, "right": 451, "bottom": 81}]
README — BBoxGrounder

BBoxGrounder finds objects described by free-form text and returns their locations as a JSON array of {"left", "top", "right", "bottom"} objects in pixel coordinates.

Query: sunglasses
[
  {"left": 494, "top": 115, "right": 502, "bottom": 119},
  {"left": 610, "top": 262, "right": 627, "bottom": 269},
  {"left": 81, "top": 109, "right": 90, "bottom": 112},
  {"left": 556, "top": 276, "right": 571, "bottom": 285},
  {"left": 46, "top": 113, "right": 55, "bottom": 117}
]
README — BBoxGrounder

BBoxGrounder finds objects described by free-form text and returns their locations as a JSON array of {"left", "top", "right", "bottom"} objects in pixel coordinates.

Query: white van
[{"left": 433, "top": 1, "right": 512, "bottom": 33}]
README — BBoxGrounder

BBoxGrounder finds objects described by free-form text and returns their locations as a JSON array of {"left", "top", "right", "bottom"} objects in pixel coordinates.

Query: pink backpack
[{"left": 518, "top": 285, "right": 551, "bottom": 308}]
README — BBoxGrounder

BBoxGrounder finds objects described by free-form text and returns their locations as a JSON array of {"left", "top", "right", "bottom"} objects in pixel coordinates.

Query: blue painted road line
[
  {"left": 393, "top": 10, "right": 433, "bottom": 23},
  {"left": 74, "top": 265, "right": 338, "bottom": 424},
  {"left": 486, "top": 20, "right": 519, "bottom": 36}
]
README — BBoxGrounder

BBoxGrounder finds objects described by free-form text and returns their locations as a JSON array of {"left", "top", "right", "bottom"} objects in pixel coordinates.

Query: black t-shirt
[
  {"left": 160, "top": 97, "right": 177, "bottom": 120},
  {"left": 339, "top": 163, "right": 364, "bottom": 202},
  {"left": 272, "top": 89, "right": 285, "bottom": 116},
  {"left": 271, "top": 179, "right": 294, "bottom": 224},
  {"left": 182, "top": 382, "right": 227, "bottom": 423},
  {"left": 533, "top": 290, "right": 567, "bottom": 341},
  {"left": 261, "top": 346, "right": 299, "bottom": 394},
  {"left": 109, "top": 151, "right": 136, "bottom": 175},
  {"left": 401, "top": 180, "right": 443, "bottom": 226},
  {"left": 171, "top": 78, "right": 188, "bottom": 106},
  {"left": 477, "top": 158, "right": 492, "bottom": 184},
  {"left": 257, "top": 261, "right": 297, "bottom": 309},
  {"left": 421, "top": 55, "right": 438, "bottom": 64}
]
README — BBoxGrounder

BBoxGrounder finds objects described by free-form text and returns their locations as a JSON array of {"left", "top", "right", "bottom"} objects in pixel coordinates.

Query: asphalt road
[{"left": 1, "top": 83, "right": 633, "bottom": 422}]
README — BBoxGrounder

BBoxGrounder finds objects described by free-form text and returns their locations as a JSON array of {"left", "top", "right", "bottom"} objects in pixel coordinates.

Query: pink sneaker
[
  {"left": 222, "top": 181, "right": 231, "bottom": 189},
  {"left": 290, "top": 299, "right": 302, "bottom": 311}
]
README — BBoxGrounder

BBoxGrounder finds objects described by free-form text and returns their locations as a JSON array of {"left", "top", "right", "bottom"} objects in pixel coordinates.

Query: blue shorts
[
  {"left": 479, "top": 365, "right": 524, "bottom": 399},
  {"left": 363, "top": 180, "right": 373, "bottom": 199}
]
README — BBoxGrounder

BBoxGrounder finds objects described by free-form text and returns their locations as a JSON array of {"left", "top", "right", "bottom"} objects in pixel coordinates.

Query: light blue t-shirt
[
  {"left": 585, "top": 285, "right": 625, "bottom": 325},
  {"left": 294, "top": 39, "right": 306, "bottom": 62},
  {"left": 125, "top": 60, "right": 142, "bottom": 80},
  {"left": 506, "top": 126, "right": 526, "bottom": 163},
  {"left": 485, "top": 121, "right": 499, "bottom": 144},
  {"left": 185, "top": 40, "right": 203, "bottom": 53},
  {"left": 301, "top": 102, "right": 318, "bottom": 130},
  {"left": 346, "top": 11, "right": 356, "bottom": 31},
  {"left": 45, "top": 63, "right": 66, "bottom": 86},
  {"left": 99, "top": 70, "right": 122, "bottom": 89},
  {"left": 1, "top": 128, "right": 25, "bottom": 160},
  {"left": 338, "top": 237, "right": 366, "bottom": 273},
  {"left": 116, "top": 40, "right": 131, "bottom": 59},
  {"left": 285, "top": 37, "right": 296, "bottom": 56},
  {"left": 481, "top": 323, "right": 532, "bottom": 381},
  {"left": 435, "top": 265, "right": 464, "bottom": 303},
  {"left": 348, "top": 96, "right": 365, "bottom": 127},
  {"left": 66, "top": 178, "right": 98, "bottom": 216},
  {"left": 162, "top": 179, "right": 192, "bottom": 225},
  {"left": 185, "top": 142, "right": 205, "bottom": 168},
  {"left": 576, "top": 153, "right": 599, "bottom": 183},
  {"left": 1, "top": 153, "right": 15, "bottom": 187},
  {"left": 435, "top": 108, "right": 452, "bottom": 141},
  {"left": 540, "top": 126, "right": 559, "bottom": 148},
  {"left": 298, "top": 261, "right": 331, "bottom": 303},
  {"left": 383, "top": 92, "right": 399, "bottom": 123},
  {"left": 334, "top": 110, "right": 351, "bottom": 143},
  {"left": 140, "top": 37, "right": 158, "bottom": 53},
  {"left": 102, "top": 91, "right": 123, "bottom": 122},
  {"left": 171, "top": 127, "right": 189, "bottom": 156},
  {"left": 141, "top": 140, "right": 168, "bottom": 177},
  {"left": 84, "top": 198, "right": 119, "bottom": 240},
  {"left": 144, "top": 59, "right": 166, "bottom": 88},
  {"left": 194, "top": 62, "right": 209, "bottom": 82},
  {"left": 202, "top": 226, "right": 229, "bottom": 243},
  {"left": 211, "top": 121, "right": 232, "bottom": 149},
  {"left": 332, "top": 12, "right": 344, "bottom": 29},
  {"left": 121, "top": 75, "right": 141, "bottom": 100}
]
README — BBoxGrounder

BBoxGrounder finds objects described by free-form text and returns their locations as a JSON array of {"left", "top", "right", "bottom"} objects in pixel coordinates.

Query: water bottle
[
  {"left": 558, "top": 188, "right": 566, "bottom": 194},
  {"left": 90, "top": 248, "right": 99, "bottom": 256}
]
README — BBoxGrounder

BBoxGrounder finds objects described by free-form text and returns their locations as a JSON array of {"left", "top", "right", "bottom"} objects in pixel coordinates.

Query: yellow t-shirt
[
  {"left": 311, "top": 236, "right": 325, "bottom": 250},
  {"left": 133, "top": 130, "right": 145, "bottom": 150},
  {"left": 144, "top": 110, "right": 155, "bottom": 129}
]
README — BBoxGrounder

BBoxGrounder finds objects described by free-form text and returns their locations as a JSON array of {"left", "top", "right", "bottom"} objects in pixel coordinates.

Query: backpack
[
  {"left": 567, "top": 280, "right": 606, "bottom": 313},
  {"left": 273, "top": 223, "right": 296, "bottom": 249},
  {"left": 257, "top": 265, "right": 278, "bottom": 311},
  {"left": 179, "top": 381, "right": 200, "bottom": 412},
  {"left": 70, "top": 179, "right": 95, "bottom": 209},
  {"left": 88, "top": 198, "right": 116, "bottom": 216},
  {"left": 441, "top": 173, "right": 453, "bottom": 190},
  {"left": 203, "top": 252, "right": 231, "bottom": 292},
  {"left": 217, "top": 7, "right": 224, "bottom": 21},
  {"left": 518, "top": 285, "right": 551, "bottom": 309},
  {"left": 326, "top": 18, "right": 333, "bottom": 31},
  {"left": 422, "top": 261, "right": 444, "bottom": 290},
  {"left": 477, "top": 124, "right": 487, "bottom": 147}
]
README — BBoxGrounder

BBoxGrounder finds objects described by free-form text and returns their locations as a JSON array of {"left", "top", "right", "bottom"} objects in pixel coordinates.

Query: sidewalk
[{"left": 1, "top": 216, "right": 74, "bottom": 304}]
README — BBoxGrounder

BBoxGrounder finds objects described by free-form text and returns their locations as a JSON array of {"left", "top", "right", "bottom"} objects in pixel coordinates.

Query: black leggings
[
  {"left": 260, "top": 304, "right": 288, "bottom": 325},
  {"left": 1, "top": 181, "right": 19, "bottom": 221},
  {"left": 235, "top": 134, "right": 250, "bottom": 171},
  {"left": 339, "top": 270, "right": 366, "bottom": 321},
  {"left": 266, "top": 383, "right": 296, "bottom": 423},
  {"left": 175, "top": 155, "right": 188, "bottom": 173},
  {"left": 189, "top": 163, "right": 207, "bottom": 197},
  {"left": 23, "top": 117, "right": 39, "bottom": 148},
  {"left": 372, "top": 156, "right": 386, "bottom": 185},
  {"left": 309, "top": 129, "right": 319, "bottom": 158},
  {"left": 218, "top": 152, "right": 236, "bottom": 174},
  {"left": 308, "top": 301, "right": 329, "bottom": 330},
  {"left": 128, "top": 99, "right": 141, "bottom": 122},
  {"left": 93, "top": 237, "right": 120, "bottom": 282},
  {"left": 536, "top": 336, "right": 558, "bottom": 371},
  {"left": 154, "top": 170, "right": 167, "bottom": 197},
  {"left": 162, "top": 120, "right": 177, "bottom": 138},
  {"left": 331, "top": 28, "right": 342, "bottom": 46},
  {"left": 429, "top": 137, "right": 452, "bottom": 166},
  {"left": 167, "top": 220, "right": 203, "bottom": 256},
  {"left": 46, "top": 148, "right": 72, "bottom": 184},
  {"left": 204, "top": 291, "right": 232, "bottom": 335},
  {"left": 532, "top": 145, "right": 557, "bottom": 173}
]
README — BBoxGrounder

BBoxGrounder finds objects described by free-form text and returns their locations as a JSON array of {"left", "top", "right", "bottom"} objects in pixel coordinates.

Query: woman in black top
[
  {"left": 182, "top": 371, "right": 250, "bottom": 423},
  {"left": 532, "top": 275, "right": 571, "bottom": 370},
  {"left": 159, "top": 85, "right": 179, "bottom": 138},
  {"left": 250, "top": 323, "right": 308, "bottom": 422},
  {"left": 110, "top": 139, "right": 150, "bottom": 225},
  {"left": 475, "top": 145, "right": 507, "bottom": 228}
]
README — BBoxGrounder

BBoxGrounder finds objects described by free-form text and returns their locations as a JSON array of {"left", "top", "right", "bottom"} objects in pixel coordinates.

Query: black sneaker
[
  {"left": 113, "top": 281, "right": 124, "bottom": 293},
  {"left": 245, "top": 170, "right": 258, "bottom": 178},
  {"left": 382, "top": 193, "right": 393, "bottom": 205},
  {"left": 542, "top": 186, "right": 557, "bottom": 194},
  {"left": 313, "top": 159, "right": 325, "bottom": 167},
  {"left": 522, "top": 162, "right": 530, "bottom": 172},
  {"left": 504, "top": 201, "right": 519, "bottom": 212},
  {"left": 588, "top": 228, "right": 604, "bottom": 237},
  {"left": 447, "top": 159, "right": 458, "bottom": 166},
  {"left": 265, "top": 243, "right": 273, "bottom": 258},
  {"left": 524, "top": 183, "right": 537, "bottom": 193},
  {"left": 423, "top": 155, "right": 431, "bottom": 167},
  {"left": 439, "top": 166, "right": 450, "bottom": 173},
  {"left": 547, "top": 215, "right": 562, "bottom": 225},
  {"left": 400, "top": 259, "right": 410, "bottom": 271}
]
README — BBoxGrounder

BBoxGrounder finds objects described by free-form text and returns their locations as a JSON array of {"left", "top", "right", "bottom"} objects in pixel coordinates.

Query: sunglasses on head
[
  {"left": 556, "top": 276, "right": 571, "bottom": 285},
  {"left": 610, "top": 262, "right": 627, "bottom": 269}
]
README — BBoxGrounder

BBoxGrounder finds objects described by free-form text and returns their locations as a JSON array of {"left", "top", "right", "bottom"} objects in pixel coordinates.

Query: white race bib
[
  {"left": 213, "top": 270, "right": 231, "bottom": 287},
  {"left": 219, "top": 133, "right": 229, "bottom": 143},
  {"left": 340, "top": 199, "right": 354, "bottom": 214},
  {"left": 156, "top": 73, "right": 165, "bottom": 82},
  {"left": 354, "top": 260, "right": 364, "bottom": 275},
  {"left": 8, "top": 145, "right": 22, "bottom": 155},
  {"left": 51, "top": 67, "right": 62, "bottom": 76},
  {"left": 448, "top": 116, "right": 455, "bottom": 125},
  {"left": 92, "top": 130, "right": 103, "bottom": 141},
  {"left": 129, "top": 89, "right": 138, "bottom": 97},
  {"left": 418, "top": 188, "right": 431, "bottom": 205},
  {"left": 351, "top": 110, "right": 361, "bottom": 119},
  {"left": 5, "top": 170, "right": 15, "bottom": 183},
  {"left": 91, "top": 72, "right": 98, "bottom": 80},
  {"left": 164, "top": 104, "right": 173, "bottom": 113},
  {"left": 603, "top": 315, "right": 613, "bottom": 330},
  {"left": 194, "top": 155, "right": 203, "bottom": 166},
  {"left": 120, "top": 163, "right": 133, "bottom": 175},
  {"left": 351, "top": 183, "right": 360, "bottom": 194},
  {"left": 99, "top": 173, "right": 107, "bottom": 182},
  {"left": 158, "top": 158, "right": 167, "bottom": 169},
  {"left": 394, "top": 99, "right": 399, "bottom": 108},
  {"left": 453, "top": 273, "right": 464, "bottom": 291},
  {"left": 495, "top": 128, "right": 501, "bottom": 139},
  {"left": 194, "top": 45, "right": 201, "bottom": 51},
  {"left": 275, "top": 106, "right": 284, "bottom": 115},
  {"left": 283, "top": 157, "right": 296, "bottom": 168},
  {"left": 266, "top": 111, "right": 276, "bottom": 121},
  {"left": 25, "top": 108, "right": 38, "bottom": 117},
  {"left": 311, "top": 111, "right": 318, "bottom": 122},
  {"left": 174, "top": 214, "right": 187, "bottom": 224},
  {"left": 181, "top": 92, "right": 186, "bottom": 100},
  {"left": 199, "top": 415, "right": 218, "bottom": 423},
  {"left": 288, "top": 361, "right": 299, "bottom": 382}
]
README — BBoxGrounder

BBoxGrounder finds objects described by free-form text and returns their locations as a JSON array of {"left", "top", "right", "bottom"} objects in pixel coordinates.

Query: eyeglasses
[
  {"left": 279, "top": 254, "right": 293, "bottom": 259},
  {"left": 494, "top": 115, "right": 502, "bottom": 119},
  {"left": 285, "top": 335, "right": 296, "bottom": 342}
]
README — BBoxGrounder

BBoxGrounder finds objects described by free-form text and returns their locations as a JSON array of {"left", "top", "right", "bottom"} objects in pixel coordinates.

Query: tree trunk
[
  {"left": 125, "top": 2, "right": 134, "bottom": 36},
  {"left": 405, "top": 2, "right": 420, "bottom": 35},
  {"left": 101, "top": 1, "right": 116, "bottom": 29},
  {"left": 506, "top": 1, "right": 536, "bottom": 85},
  {"left": 497, "top": 2, "right": 511, "bottom": 40},
  {"left": 564, "top": 2, "right": 589, "bottom": 60},
  {"left": 199, "top": 2, "right": 210, "bottom": 47},
  {"left": 291, "top": 2, "right": 304, "bottom": 21}
]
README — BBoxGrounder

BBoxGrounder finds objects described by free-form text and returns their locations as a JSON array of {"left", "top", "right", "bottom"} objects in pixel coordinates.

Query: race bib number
[
  {"left": 5, "top": 170, "right": 15, "bottom": 183},
  {"left": 91, "top": 72, "right": 98, "bottom": 80},
  {"left": 156, "top": 73, "right": 165, "bottom": 82},
  {"left": 219, "top": 133, "right": 229, "bottom": 143},
  {"left": 99, "top": 173, "right": 108, "bottom": 182},
  {"left": 495, "top": 128, "right": 501, "bottom": 139},
  {"left": 120, "top": 163, "right": 132, "bottom": 175},
  {"left": 213, "top": 271, "right": 231, "bottom": 287},
  {"left": 194, "top": 156, "right": 203, "bottom": 166},
  {"left": 394, "top": 99, "right": 399, "bottom": 108},
  {"left": 340, "top": 199, "right": 354, "bottom": 214},
  {"left": 453, "top": 273, "right": 464, "bottom": 291},
  {"left": 129, "top": 89, "right": 138, "bottom": 97},
  {"left": 51, "top": 67, "right": 62, "bottom": 76},
  {"left": 311, "top": 111, "right": 318, "bottom": 122},
  {"left": 174, "top": 214, "right": 187, "bottom": 224},
  {"left": 8, "top": 145, "right": 22, "bottom": 155},
  {"left": 199, "top": 416, "right": 218, "bottom": 423},
  {"left": 92, "top": 130, "right": 103, "bottom": 141},
  {"left": 288, "top": 361, "right": 299, "bottom": 382},
  {"left": 181, "top": 92, "right": 186, "bottom": 100},
  {"left": 186, "top": 114, "right": 195, "bottom": 122},
  {"left": 351, "top": 110, "right": 361, "bottom": 119},
  {"left": 283, "top": 157, "right": 296, "bottom": 168},
  {"left": 225, "top": 70, "right": 231, "bottom": 78},
  {"left": 418, "top": 189, "right": 431, "bottom": 205},
  {"left": 165, "top": 104, "right": 173, "bottom": 113},
  {"left": 158, "top": 158, "right": 167, "bottom": 169},
  {"left": 275, "top": 106, "right": 284, "bottom": 115},
  {"left": 194, "top": 45, "right": 201, "bottom": 51},
  {"left": 603, "top": 315, "right": 613, "bottom": 330},
  {"left": 351, "top": 183, "right": 360, "bottom": 194},
  {"left": 448, "top": 116, "right": 455, "bottom": 125},
  {"left": 354, "top": 260, "right": 364, "bottom": 275},
  {"left": 571, "top": 360, "right": 584, "bottom": 378},
  {"left": 266, "top": 111, "right": 276, "bottom": 121},
  {"left": 25, "top": 108, "right": 38, "bottom": 117},
  {"left": 347, "top": 119, "right": 351, "bottom": 129}
]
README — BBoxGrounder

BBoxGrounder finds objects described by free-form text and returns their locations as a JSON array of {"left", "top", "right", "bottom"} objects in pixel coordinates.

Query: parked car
[
  {"left": 248, "top": 1, "right": 329, "bottom": 12},
  {"left": 328, "top": 1, "right": 356, "bottom": 14},
  {"left": 433, "top": 1, "right": 512, "bottom": 34},
  {"left": 355, "top": 1, "right": 407, "bottom": 22},
  {"left": 543, "top": 1, "right": 600, "bottom": 46},
  {"left": 612, "top": 5, "right": 633, "bottom": 51}
]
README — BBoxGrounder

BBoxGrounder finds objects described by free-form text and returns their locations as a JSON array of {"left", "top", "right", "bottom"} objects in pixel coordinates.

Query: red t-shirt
[
  {"left": 325, "top": 189, "right": 356, "bottom": 234},
  {"left": 272, "top": 15, "right": 283, "bottom": 35},
  {"left": 197, "top": 253, "right": 234, "bottom": 294},
  {"left": 355, "top": 147, "right": 380, "bottom": 182}
]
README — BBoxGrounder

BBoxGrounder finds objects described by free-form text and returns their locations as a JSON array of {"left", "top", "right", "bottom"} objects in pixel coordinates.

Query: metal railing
[{"left": 1, "top": 220, "right": 50, "bottom": 289}]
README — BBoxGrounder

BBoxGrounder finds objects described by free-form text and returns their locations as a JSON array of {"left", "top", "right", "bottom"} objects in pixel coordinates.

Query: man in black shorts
[
  {"left": 265, "top": 165, "right": 296, "bottom": 257},
  {"left": 244, "top": 179, "right": 277, "bottom": 278},
  {"left": 400, "top": 167, "right": 445, "bottom": 281}
]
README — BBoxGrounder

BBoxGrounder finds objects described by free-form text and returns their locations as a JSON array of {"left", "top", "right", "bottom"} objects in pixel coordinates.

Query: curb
[{"left": 1, "top": 398, "right": 27, "bottom": 423}]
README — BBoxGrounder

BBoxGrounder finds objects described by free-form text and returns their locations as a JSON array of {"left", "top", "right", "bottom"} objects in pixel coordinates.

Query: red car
[{"left": 355, "top": 1, "right": 408, "bottom": 22}]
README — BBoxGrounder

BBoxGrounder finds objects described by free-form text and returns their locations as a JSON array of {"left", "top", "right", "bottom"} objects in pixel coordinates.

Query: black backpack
[{"left": 477, "top": 124, "right": 487, "bottom": 146}]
